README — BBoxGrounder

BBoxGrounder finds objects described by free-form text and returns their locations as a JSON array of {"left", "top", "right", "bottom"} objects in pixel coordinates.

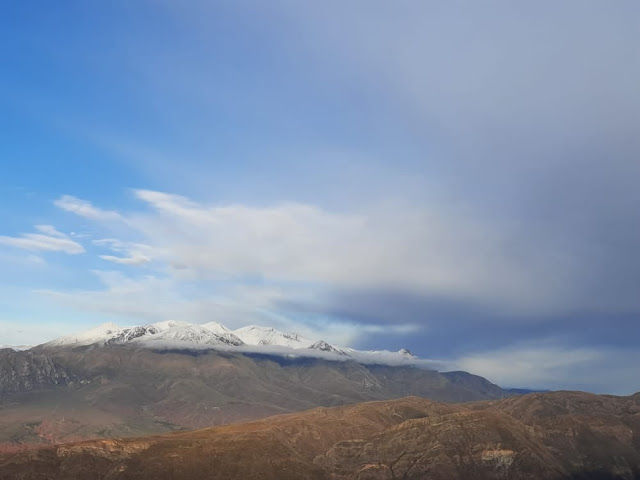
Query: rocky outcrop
[
  {"left": 105, "top": 325, "right": 159, "bottom": 344},
  {"left": 0, "top": 349, "right": 74, "bottom": 394}
]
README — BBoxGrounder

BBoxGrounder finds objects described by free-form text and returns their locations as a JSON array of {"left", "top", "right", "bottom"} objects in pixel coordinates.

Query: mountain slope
[
  {"left": 2, "top": 392, "right": 639, "bottom": 480},
  {"left": 0, "top": 345, "right": 509, "bottom": 449},
  {"left": 0, "top": 349, "right": 74, "bottom": 395}
]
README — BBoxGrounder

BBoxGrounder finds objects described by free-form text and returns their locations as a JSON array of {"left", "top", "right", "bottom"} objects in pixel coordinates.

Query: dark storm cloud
[
  {"left": 262, "top": 0, "right": 640, "bottom": 318},
  {"left": 278, "top": 288, "right": 640, "bottom": 356}
]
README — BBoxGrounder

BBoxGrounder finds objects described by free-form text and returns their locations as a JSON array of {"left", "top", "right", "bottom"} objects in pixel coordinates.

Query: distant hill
[{"left": 3, "top": 392, "right": 640, "bottom": 479}]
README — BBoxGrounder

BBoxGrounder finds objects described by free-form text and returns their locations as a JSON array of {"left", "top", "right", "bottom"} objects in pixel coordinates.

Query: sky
[{"left": 1, "top": 1, "right": 639, "bottom": 394}]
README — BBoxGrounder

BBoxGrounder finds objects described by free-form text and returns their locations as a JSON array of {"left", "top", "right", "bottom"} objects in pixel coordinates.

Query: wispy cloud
[
  {"left": 99, "top": 254, "right": 150, "bottom": 265},
  {"left": 55, "top": 195, "right": 123, "bottom": 221},
  {"left": 93, "top": 238, "right": 154, "bottom": 266},
  {"left": 0, "top": 225, "right": 84, "bottom": 254}
]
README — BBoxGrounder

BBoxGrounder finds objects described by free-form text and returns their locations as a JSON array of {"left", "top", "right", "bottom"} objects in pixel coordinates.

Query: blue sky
[{"left": 1, "top": 1, "right": 639, "bottom": 394}]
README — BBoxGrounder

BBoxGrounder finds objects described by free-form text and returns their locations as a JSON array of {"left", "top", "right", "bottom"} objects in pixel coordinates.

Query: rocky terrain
[
  {"left": 2, "top": 392, "right": 639, "bottom": 479},
  {"left": 0, "top": 349, "right": 73, "bottom": 395}
]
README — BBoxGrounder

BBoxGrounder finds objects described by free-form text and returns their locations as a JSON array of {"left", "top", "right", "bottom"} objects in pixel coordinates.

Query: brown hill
[
  {"left": 2, "top": 391, "right": 639, "bottom": 479},
  {"left": 0, "top": 345, "right": 508, "bottom": 448}
]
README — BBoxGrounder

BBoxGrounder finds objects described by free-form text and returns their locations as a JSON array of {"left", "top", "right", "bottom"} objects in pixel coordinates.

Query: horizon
[{"left": 1, "top": 1, "right": 639, "bottom": 395}]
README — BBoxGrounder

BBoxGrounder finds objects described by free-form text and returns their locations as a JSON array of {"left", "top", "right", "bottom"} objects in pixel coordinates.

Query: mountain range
[
  {"left": 1, "top": 321, "right": 507, "bottom": 451},
  {"left": 35, "top": 320, "right": 420, "bottom": 365}
]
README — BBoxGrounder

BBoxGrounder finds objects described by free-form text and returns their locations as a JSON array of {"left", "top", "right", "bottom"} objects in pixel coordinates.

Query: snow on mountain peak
[
  {"left": 309, "top": 340, "right": 348, "bottom": 356},
  {"left": 43, "top": 322, "right": 124, "bottom": 347},
  {"left": 137, "top": 324, "right": 244, "bottom": 347},
  {"left": 152, "top": 320, "right": 192, "bottom": 332},
  {"left": 398, "top": 348, "right": 416, "bottom": 357},
  {"left": 233, "top": 325, "right": 313, "bottom": 348},
  {"left": 37, "top": 320, "right": 422, "bottom": 367},
  {"left": 201, "top": 322, "right": 232, "bottom": 335},
  {"left": 43, "top": 322, "right": 159, "bottom": 348}
]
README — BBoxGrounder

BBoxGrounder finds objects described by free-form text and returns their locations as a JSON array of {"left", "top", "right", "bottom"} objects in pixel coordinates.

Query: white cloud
[
  {"left": 93, "top": 238, "right": 151, "bottom": 252},
  {"left": 93, "top": 238, "right": 154, "bottom": 266},
  {"left": 34, "top": 225, "right": 67, "bottom": 238},
  {"left": 46, "top": 189, "right": 598, "bottom": 315},
  {"left": 99, "top": 254, "right": 151, "bottom": 265},
  {"left": 0, "top": 225, "right": 84, "bottom": 254},
  {"left": 125, "top": 189, "right": 579, "bottom": 314},
  {"left": 55, "top": 195, "right": 123, "bottom": 221}
]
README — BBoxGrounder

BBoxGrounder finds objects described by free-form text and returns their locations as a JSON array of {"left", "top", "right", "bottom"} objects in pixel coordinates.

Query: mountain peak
[
  {"left": 201, "top": 321, "right": 232, "bottom": 334},
  {"left": 310, "top": 340, "right": 348, "bottom": 356},
  {"left": 398, "top": 348, "right": 415, "bottom": 357},
  {"left": 43, "top": 322, "right": 124, "bottom": 347},
  {"left": 138, "top": 324, "right": 244, "bottom": 347},
  {"left": 152, "top": 320, "right": 191, "bottom": 332},
  {"left": 233, "top": 325, "right": 312, "bottom": 348}
]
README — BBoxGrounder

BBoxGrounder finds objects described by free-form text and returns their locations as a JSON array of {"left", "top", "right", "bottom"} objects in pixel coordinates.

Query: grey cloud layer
[{"left": 157, "top": 0, "right": 640, "bottom": 315}]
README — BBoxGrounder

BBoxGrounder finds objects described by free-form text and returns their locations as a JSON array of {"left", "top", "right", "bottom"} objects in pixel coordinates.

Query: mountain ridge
[
  {"left": 2, "top": 392, "right": 639, "bottom": 479},
  {"left": 34, "top": 320, "right": 431, "bottom": 369},
  {"left": 0, "top": 342, "right": 510, "bottom": 449}
]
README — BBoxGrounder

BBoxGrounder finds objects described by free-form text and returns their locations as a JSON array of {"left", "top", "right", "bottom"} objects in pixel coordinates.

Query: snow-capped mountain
[
  {"left": 42, "top": 323, "right": 158, "bottom": 348},
  {"left": 309, "top": 340, "right": 348, "bottom": 356},
  {"left": 233, "top": 325, "right": 313, "bottom": 349},
  {"left": 42, "top": 321, "right": 315, "bottom": 350},
  {"left": 38, "top": 321, "right": 421, "bottom": 365},
  {"left": 152, "top": 320, "right": 192, "bottom": 332},
  {"left": 200, "top": 321, "right": 233, "bottom": 335},
  {"left": 138, "top": 324, "right": 244, "bottom": 347}
]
